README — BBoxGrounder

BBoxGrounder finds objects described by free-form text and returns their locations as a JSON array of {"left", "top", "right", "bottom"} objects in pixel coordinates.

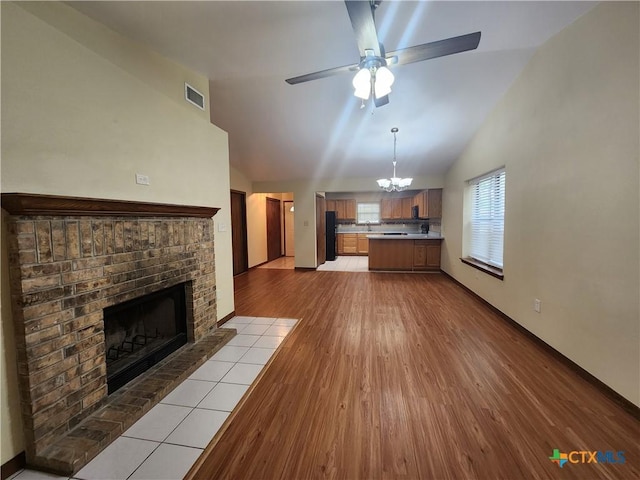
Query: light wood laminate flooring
[{"left": 188, "top": 269, "right": 639, "bottom": 479}]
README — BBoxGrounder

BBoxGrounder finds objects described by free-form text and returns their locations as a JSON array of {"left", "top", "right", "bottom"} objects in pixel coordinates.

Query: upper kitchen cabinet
[
  {"left": 401, "top": 197, "right": 413, "bottom": 219},
  {"left": 412, "top": 189, "right": 442, "bottom": 219},
  {"left": 413, "top": 191, "right": 427, "bottom": 218},
  {"left": 381, "top": 197, "right": 413, "bottom": 220},
  {"left": 427, "top": 188, "right": 442, "bottom": 218},
  {"left": 329, "top": 199, "right": 356, "bottom": 220}
]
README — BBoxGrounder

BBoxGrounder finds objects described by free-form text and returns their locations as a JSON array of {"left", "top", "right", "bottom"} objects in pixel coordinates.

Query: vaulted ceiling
[{"left": 70, "top": 1, "right": 595, "bottom": 183}]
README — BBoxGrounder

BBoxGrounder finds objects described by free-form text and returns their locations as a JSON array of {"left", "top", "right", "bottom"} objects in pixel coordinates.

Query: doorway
[
  {"left": 316, "top": 194, "right": 326, "bottom": 266},
  {"left": 283, "top": 200, "right": 295, "bottom": 257},
  {"left": 230, "top": 190, "right": 248, "bottom": 276},
  {"left": 266, "top": 197, "right": 282, "bottom": 262}
]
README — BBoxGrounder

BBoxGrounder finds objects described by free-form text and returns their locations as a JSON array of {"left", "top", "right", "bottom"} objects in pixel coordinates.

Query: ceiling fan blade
[
  {"left": 387, "top": 31, "right": 481, "bottom": 66},
  {"left": 374, "top": 95, "right": 389, "bottom": 108},
  {"left": 345, "top": 1, "right": 381, "bottom": 58},
  {"left": 285, "top": 63, "right": 359, "bottom": 85}
]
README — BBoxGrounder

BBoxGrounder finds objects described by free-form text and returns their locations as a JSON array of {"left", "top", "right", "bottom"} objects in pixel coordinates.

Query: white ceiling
[{"left": 69, "top": 1, "right": 596, "bottom": 183}]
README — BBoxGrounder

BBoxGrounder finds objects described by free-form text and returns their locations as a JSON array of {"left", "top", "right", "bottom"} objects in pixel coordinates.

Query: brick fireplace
[{"left": 2, "top": 193, "right": 231, "bottom": 474}]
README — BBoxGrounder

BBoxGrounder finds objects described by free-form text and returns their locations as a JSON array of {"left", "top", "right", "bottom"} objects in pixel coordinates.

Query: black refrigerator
[{"left": 326, "top": 211, "right": 337, "bottom": 261}]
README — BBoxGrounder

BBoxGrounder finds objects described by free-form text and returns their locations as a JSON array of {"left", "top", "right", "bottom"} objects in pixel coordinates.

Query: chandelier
[
  {"left": 352, "top": 50, "right": 395, "bottom": 102},
  {"left": 377, "top": 127, "right": 413, "bottom": 192}
]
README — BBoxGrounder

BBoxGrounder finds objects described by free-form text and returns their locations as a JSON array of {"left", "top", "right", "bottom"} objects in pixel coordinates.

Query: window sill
[{"left": 460, "top": 257, "right": 504, "bottom": 280}]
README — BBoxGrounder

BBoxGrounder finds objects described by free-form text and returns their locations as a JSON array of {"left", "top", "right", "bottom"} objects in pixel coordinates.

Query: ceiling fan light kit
[
  {"left": 378, "top": 127, "right": 412, "bottom": 192},
  {"left": 285, "top": 1, "right": 481, "bottom": 109},
  {"left": 352, "top": 68, "right": 372, "bottom": 99}
]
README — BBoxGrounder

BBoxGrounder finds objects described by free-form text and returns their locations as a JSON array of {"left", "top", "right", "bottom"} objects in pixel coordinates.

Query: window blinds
[
  {"left": 357, "top": 202, "right": 381, "bottom": 224},
  {"left": 469, "top": 168, "right": 506, "bottom": 268}
]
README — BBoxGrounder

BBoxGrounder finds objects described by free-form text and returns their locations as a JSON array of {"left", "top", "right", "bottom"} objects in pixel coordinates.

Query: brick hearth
[{"left": 2, "top": 194, "right": 228, "bottom": 474}]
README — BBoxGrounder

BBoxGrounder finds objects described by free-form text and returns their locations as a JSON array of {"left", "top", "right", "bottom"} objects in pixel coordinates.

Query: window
[
  {"left": 357, "top": 202, "right": 380, "bottom": 224},
  {"left": 468, "top": 168, "right": 506, "bottom": 269}
]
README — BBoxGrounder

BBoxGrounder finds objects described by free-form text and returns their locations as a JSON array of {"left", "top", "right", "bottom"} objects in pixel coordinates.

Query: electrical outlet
[
  {"left": 534, "top": 299, "right": 541, "bottom": 313},
  {"left": 135, "top": 173, "right": 150, "bottom": 185}
]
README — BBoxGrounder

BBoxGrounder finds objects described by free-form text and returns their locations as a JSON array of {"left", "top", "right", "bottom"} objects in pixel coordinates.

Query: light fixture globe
[
  {"left": 374, "top": 66, "right": 394, "bottom": 98},
  {"left": 352, "top": 68, "right": 371, "bottom": 100},
  {"left": 377, "top": 127, "right": 412, "bottom": 192},
  {"left": 376, "top": 178, "right": 391, "bottom": 189}
]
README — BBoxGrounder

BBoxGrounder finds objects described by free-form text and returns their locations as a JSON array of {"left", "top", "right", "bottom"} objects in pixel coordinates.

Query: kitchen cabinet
[
  {"left": 368, "top": 239, "right": 414, "bottom": 270},
  {"left": 427, "top": 189, "right": 442, "bottom": 218},
  {"left": 337, "top": 233, "right": 357, "bottom": 254},
  {"left": 380, "top": 198, "right": 393, "bottom": 219},
  {"left": 412, "top": 189, "right": 443, "bottom": 219},
  {"left": 381, "top": 197, "right": 414, "bottom": 220},
  {"left": 330, "top": 199, "right": 356, "bottom": 220},
  {"left": 356, "top": 234, "right": 369, "bottom": 254},
  {"left": 401, "top": 197, "right": 413, "bottom": 219},
  {"left": 337, "top": 233, "right": 367, "bottom": 255},
  {"left": 413, "top": 191, "right": 426, "bottom": 218},
  {"left": 413, "top": 240, "right": 441, "bottom": 270},
  {"left": 369, "top": 238, "right": 442, "bottom": 271}
]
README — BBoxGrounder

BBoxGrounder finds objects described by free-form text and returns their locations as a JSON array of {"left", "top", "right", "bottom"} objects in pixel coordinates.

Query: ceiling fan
[{"left": 285, "top": 0, "right": 481, "bottom": 108}]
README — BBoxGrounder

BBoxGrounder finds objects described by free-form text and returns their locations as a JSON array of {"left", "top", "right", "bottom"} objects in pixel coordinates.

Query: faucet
[{"left": 366, "top": 221, "right": 371, "bottom": 232}]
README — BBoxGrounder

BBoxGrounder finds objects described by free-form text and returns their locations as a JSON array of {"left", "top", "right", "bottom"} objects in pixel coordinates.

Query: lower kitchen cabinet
[
  {"left": 357, "top": 234, "right": 369, "bottom": 254},
  {"left": 368, "top": 239, "right": 414, "bottom": 270},
  {"left": 337, "top": 233, "right": 368, "bottom": 256},
  {"left": 369, "top": 238, "right": 441, "bottom": 271},
  {"left": 337, "top": 233, "right": 358, "bottom": 255},
  {"left": 413, "top": 240, "right": 441, "bottom": 270}
]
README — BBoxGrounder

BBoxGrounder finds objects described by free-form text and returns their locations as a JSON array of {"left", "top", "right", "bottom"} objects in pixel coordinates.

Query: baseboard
[
  {"left": 294, "top": 267, "right": 316, "bottom": 271},
  {"left": 217, "top": 311, "right": 236, "bottom": 327},
  {"left": 1, "top": 451, "right": 25, "bottom": 480},
  {"left": 441, "top": 271, "right": 640, "bottom": 419}
]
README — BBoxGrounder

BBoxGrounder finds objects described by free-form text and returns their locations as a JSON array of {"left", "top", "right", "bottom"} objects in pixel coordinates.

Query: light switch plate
[{"left": 135, "top": 173, "right": 150, "bottom": 185}]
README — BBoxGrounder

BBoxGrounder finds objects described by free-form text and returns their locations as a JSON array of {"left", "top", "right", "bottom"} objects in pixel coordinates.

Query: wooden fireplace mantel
[{"left": 1, "top": 193, "right": 220, "bottom": 218}]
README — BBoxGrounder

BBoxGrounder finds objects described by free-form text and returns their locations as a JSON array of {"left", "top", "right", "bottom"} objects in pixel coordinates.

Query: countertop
[{"left": 366, "top": 233, "right": 443, "bottom": 240}]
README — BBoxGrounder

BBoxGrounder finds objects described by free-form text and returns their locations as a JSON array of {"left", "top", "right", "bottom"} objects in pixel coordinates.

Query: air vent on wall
[{"left": 185, "top": 83, "right": 205, "bottom": 110}]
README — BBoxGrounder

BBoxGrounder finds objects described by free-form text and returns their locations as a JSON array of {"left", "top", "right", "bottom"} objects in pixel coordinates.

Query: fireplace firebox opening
[{"left": 104, "top": 282, "right": 188, "bottom": 394}]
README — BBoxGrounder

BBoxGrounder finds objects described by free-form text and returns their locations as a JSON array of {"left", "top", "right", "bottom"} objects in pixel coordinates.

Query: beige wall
[
  {"left": 441, "top": 2, "right": 639, "bottom": 405},
  {"left": 1, "top": 1, "right": 234, "bottom": 462}
]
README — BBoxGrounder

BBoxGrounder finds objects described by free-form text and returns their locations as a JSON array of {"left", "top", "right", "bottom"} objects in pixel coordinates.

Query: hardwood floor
[{"left": 187, "top": 269, "right": 639, "bottom": 479}]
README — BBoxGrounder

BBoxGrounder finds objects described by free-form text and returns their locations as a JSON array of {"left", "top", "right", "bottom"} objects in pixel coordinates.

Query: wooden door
[
  {"left": 316, "top": 194, "right": 326, "bottom": 266},
  {"left": 266, "top": 197, "right": 282, "bottom": 262},
  {"left": 230, "top": 190, "right": 248, "bottom": 276}
]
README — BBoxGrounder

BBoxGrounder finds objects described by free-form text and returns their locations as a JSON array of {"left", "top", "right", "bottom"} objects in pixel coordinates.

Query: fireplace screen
[{"left": 104, "top": 283, "right": 188, "bottom": 394}]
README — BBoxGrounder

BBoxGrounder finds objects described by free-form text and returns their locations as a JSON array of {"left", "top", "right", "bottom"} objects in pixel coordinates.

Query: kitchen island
[{"left": 367, "top": 233, "right": 443, "bottom": 271}]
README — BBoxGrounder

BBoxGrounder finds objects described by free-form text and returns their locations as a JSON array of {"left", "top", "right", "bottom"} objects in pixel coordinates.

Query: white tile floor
[
  {"left": 316, "top": 255, "right": 369, "bottom": 272},
  {"left": 9, "top": 316, "right": 298, "bottom": 480}
]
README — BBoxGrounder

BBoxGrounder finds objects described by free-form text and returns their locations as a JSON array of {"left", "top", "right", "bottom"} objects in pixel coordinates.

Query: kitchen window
[
  {"left": 357, "top": 202, "right": 380, "bottom": 224},
  {"left": 462, "top": 168, "right": 505, "bottom": 279}
]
